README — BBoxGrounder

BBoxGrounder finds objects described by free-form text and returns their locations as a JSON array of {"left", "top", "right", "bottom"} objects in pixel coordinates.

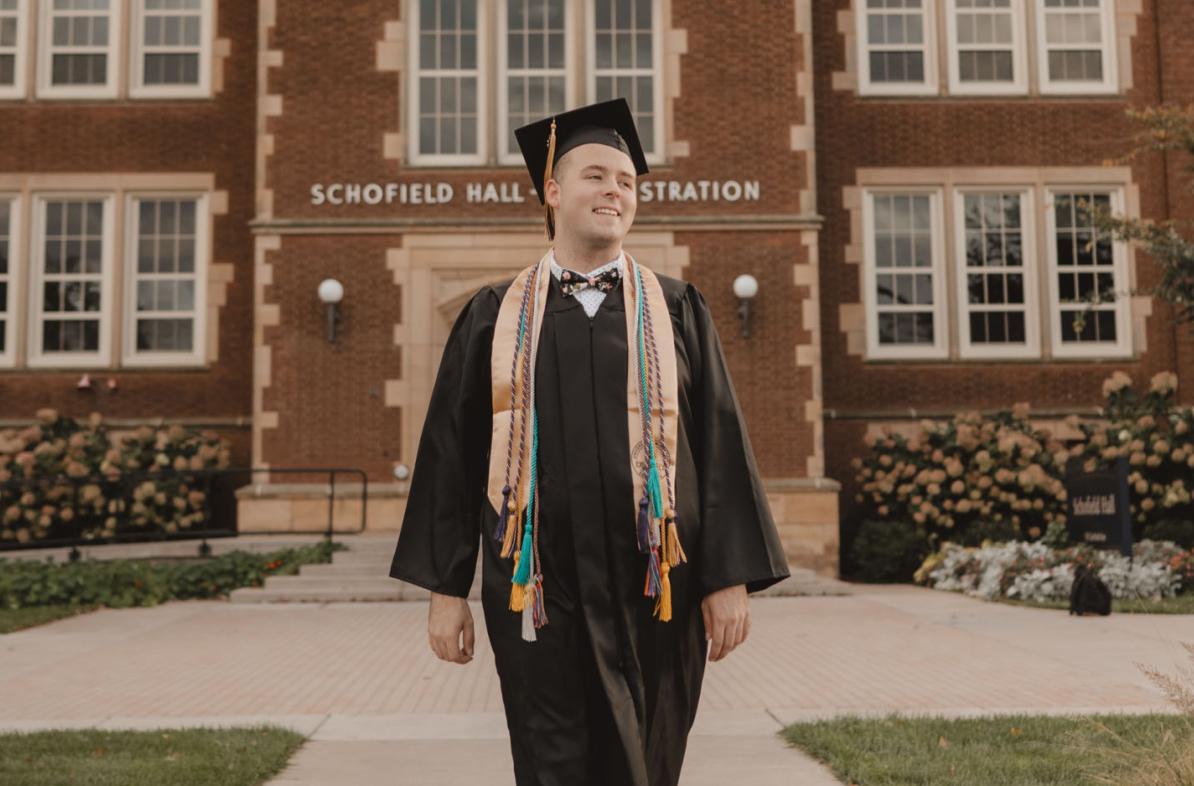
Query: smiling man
[{"left": 389, "top": 98, "right": 789, "bottom": 786}]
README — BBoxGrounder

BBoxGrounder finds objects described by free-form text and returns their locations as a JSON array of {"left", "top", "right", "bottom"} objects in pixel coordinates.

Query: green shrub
[
  {"left": 848, "top": 519, "right": 931, "bottom": 583},
  {"left": 1143, "top": 518, "right": 1194, "bottom": 549},
  {"left": 0, "top": 541, "right": 343, "bottom": 610}
]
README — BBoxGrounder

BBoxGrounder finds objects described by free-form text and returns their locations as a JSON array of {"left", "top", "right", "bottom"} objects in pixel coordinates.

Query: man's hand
[
  {"left": 700, "top": 584, "right": 750, "bottom": 662},
  {"left": 428, "top": 592, "right": 475, "bottom": 664}
]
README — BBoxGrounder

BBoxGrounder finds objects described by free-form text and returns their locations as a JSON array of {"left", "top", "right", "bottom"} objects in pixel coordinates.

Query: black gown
[{"left": 389, "top": 268, "right": 790, "bottom": 786}]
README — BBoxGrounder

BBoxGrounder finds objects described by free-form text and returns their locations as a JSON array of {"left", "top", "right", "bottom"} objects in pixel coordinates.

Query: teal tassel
[
  {"left": 512, "top": 525, "right": 533, "bottom": 585},
  {"left": 646, "top": 459, "right": 664, "bottom": 519}
]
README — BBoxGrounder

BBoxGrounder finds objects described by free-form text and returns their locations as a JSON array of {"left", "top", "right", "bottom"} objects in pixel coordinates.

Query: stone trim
[
  {"left": 256, "top": 0, "right": 282, "bottom": 221},
  {"left": 383, "top": 232, "right": 689, "bottom": 473},
  {"left": 376, "top": 18, "right": 405, "bottom": 162},
  {"left": 252, "top": 234, "right": 282, "bottom": 470}
]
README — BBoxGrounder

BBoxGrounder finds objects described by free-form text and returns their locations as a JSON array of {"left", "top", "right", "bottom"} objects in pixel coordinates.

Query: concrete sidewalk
[{"left": 0, "top": 585, "right": 1187, "bottom": 785}]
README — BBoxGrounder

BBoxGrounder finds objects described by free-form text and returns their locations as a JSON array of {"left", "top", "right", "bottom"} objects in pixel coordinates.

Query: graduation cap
[{"left": 514, "top": 97, "right": 650, "bottom": 240}]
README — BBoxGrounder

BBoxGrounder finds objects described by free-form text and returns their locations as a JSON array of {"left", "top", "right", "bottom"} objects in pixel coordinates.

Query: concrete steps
[
  {"left": 227, "top": 534, "right": 848, "bottom": 604},
  {"left": 229, "top": 537, "right": 480, "bottom": 603}
]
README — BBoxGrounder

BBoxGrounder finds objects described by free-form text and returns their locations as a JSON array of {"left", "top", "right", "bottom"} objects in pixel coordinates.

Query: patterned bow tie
[{"left": 557, "top": 266, "right": 622, "bottom": 297}]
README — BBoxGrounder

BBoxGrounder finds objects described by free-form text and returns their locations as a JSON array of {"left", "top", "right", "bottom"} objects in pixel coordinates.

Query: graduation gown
[{"left": 389, "top": 269, "right": 790, "bottom": 786}]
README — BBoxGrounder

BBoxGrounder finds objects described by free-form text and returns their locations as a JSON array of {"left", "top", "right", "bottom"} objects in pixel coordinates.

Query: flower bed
[{"left": 915, "top": 538, "right": 1192, "bottom": 604}]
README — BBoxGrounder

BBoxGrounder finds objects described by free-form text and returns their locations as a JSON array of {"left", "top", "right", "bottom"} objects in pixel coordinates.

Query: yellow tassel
[
  {"left": 665, "top": 513, "right": 687, "bottom": 567},
  {"left": 543, "top": 117, "right": 557, "bottom": 240},
  {"left": 509, "top": 551, "right": 526, "bottom": 611},
  {"left": 656, "top": 562, "right": 672, "bottom": 622},
  {"left": 500, "top": 509, "right": 518, "bottom": 557}
]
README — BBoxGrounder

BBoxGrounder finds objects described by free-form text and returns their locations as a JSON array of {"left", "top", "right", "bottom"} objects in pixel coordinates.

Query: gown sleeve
[
  {"left": 388, "top": 285, "right": 497, "bottom": 598},
  {"left": 680, "top": 283, "right": 791, "bottom": 597}
]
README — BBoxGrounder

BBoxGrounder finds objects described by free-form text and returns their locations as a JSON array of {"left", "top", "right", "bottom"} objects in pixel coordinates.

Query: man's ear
[{"left": 544, "top": 178, "right": 561, "bottom": 210}]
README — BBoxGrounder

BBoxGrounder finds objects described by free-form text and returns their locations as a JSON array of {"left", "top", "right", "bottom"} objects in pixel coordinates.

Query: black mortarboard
[{"left": 514, "top": 97, "right": 650, "bottom": 239}]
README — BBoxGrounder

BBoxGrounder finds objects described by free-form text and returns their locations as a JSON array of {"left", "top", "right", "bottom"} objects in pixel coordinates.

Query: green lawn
[
  {"left": 0, "top": 726, "right": 306, "bottom": 786},
  {"left": 0, "top": 603, "right": 102, "bottom": 634},
  {"left": 783, "top": 713, "right": 1192, "bottom": 786},
  {"left": 998, "top": 595, "right": 1194, "bottom": 614}
]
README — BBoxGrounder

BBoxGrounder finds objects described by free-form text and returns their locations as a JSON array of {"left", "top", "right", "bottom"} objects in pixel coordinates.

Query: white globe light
[
  {"left": 392, "top": 463, "right": 410, "bottom": 481},
  {"left": 318, "top": 278, "right": 344, "bottom": 304},
  {"left": 732, "top": 274, "right": 759, "bottom": 299}
]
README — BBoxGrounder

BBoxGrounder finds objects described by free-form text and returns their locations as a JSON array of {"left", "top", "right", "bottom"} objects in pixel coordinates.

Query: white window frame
[
  {"left": 129, "top": 0, "right": 213, "bottom": 99},
  {"left": 585, "top": 0, "right": 664, "bottom": 165},
  {"left": 862, "top": 187, "right": 950, "bottom": 360},
  {"left": 122, "top": 192, "right": 207, "bottom": 367},
  {"left": 0, "top": 0, "right": 29, "bottom": 100},
  {"left": 855, "top": 0, "right": 939, "bottom": 97},
  {"left": 944, "top": 0, "right": 1028, "bottom": 96},
  {"left": 407, "top": 0, "right": 488, "bottom": 166},
  {"left": 37, "top": 0, "right": 122, "bottom": 99},
  {"left": 0, "top": 194, "right": 19, "bottom": 368},
  {"left": 1044, "top": 185, "right": 1131, "bottom": 359},
  {"left": 27, "top": 194, "right": 115, "bottom": 368},
  {"left": 952, "top": 187, "right": 1040, "bottom": 359},
  {"left": 497, "top": 0, "right": 575, "bottom": 167},
  {"left": 1034, "top": 0, "right": 1118, "bottom": 96}
]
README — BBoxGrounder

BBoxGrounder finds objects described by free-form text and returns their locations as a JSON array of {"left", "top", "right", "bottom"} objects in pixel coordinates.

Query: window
[
  {"left": 410, "top": 0, "right": 485, "bottom": 165},
  {"left": 859, "top": 179, "right": 1132, "bottom": 361},
  {"left": 408, "top": 0, "right": 665, "bottom": 167},
  {"left": 124, "top": 195, "right": 206, "bottom": 365},
  {"left": 862, "top": 190, "right": 949, "bottom": 359},
  {"left": 954, "top": 190, "right": 1039, "bottom": 357},
  {"left": 28, "top": 196, "right": 113, "bottom": 367},
  {"left": 130, "top": 0, "right": 212, "bottom": 98},
  {"left": 0, "top": 197, "right": 15, "bottom": 367},
  {"left": 854, "top": 0, "right": 1124, "bottom": 97},
  {"left": 589, "top": 0, "right": 662, "bottom": 159},
  {"left": 1036, "top": 0, "right": 1116, "bottom": 94},
  {"left": 0, "top": 0, "right": 28, "bottom": 99},
  {"left": 945, "top": 0, "right": 1027, "bottom": 95},
  {"left": 857, "top": 0, "right": 938, "bottom": 96},
  {"left": 38, "top": 0, "right": 120, "bottom": 99},
  {"left": 1045, "top": 188, "right": 1130, "bottom": 357},
  {"left": 498, "top": 0, "right": 571, "bottom": 165}
]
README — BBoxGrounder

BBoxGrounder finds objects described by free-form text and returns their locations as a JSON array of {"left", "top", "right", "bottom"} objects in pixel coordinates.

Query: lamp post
[
  {"left": 318, "top": 278, "right": 344, "bottom": 344},
  {"left": 733, "top": 274, "right": 759, "bottom": 338}
]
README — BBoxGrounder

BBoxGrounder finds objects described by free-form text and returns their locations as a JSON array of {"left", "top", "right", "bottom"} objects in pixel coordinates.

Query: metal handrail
[{"left": 0, "top": 465, "right": 368, "bottom": 560}]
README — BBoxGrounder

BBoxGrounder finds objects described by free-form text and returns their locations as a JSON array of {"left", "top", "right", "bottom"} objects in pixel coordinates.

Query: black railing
[{"left": 0, "top": 466, "right": 368, "bottom": 560}]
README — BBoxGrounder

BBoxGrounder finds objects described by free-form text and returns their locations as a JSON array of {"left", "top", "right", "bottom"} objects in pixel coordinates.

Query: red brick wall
[
  {"left": 259, "top": 1, "right": 817, "bottom": 480},
  {"left": 0, "top": 0, "right": 258, "bottom": 465}
]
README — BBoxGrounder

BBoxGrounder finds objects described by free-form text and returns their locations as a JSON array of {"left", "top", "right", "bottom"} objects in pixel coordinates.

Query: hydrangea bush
[
  {"left": 0, "top": 408, "right": 231, "bottom": 545},
  {"left": 915, "top": 538, "right": 1188, "bottom": 604},
  {"left": 851, "top": 370, "right": 1194, "bottom": 545}
]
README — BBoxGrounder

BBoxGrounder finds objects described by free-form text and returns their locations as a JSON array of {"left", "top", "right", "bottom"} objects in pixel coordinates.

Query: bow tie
[{"left": 557, "top": 266, "right": 622, "bottom": 297}]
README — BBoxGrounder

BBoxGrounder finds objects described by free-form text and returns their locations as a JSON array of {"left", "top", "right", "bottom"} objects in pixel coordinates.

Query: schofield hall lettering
[{"left": 309, "top": 179, "right": 762, "bottom": 206}]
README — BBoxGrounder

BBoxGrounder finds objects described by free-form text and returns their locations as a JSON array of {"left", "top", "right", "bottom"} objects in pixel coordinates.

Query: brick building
[{"left": 2, "top": 0, "right": 1187, "bottom": 576}]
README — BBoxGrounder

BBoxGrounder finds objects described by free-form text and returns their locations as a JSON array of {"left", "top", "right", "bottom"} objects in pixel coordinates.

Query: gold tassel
[
  {"left": 665, "top": 511, "right": 687, "bottom": 567},
  {"left": 509, "top": 551, "right": 526, "bottom": 611},
  {"left": 500, "top": 508, "right": 519, "bottom": 558},
  {"left": 656, "top": 561, "right": 672, "bottom": 622},
  {"left": 543, "top": 117, "right": 557, "bottom": 241}
]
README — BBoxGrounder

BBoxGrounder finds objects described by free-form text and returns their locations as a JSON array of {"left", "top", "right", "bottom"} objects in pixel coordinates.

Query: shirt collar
[{"left": 549, "top": 248, "right": 625, "bottom": 281}]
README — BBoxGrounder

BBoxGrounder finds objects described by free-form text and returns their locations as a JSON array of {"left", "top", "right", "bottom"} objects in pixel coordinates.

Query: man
[{"left": 389, "top": 98, "right": 789, "bottom": 786}]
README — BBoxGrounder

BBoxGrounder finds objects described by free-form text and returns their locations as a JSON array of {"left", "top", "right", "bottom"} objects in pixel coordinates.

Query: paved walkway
[{"left": 0, "top": 585, "right": 1188, "bottom": 785}]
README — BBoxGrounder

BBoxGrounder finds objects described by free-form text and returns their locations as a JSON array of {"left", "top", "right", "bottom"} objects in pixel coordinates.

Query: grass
[
  {"left": 782, "top": 713, "right": 1193, "bottom": 786},
  {"left": 0, "top": 725, "right": 307, "bottom": 786},
  {"left": 0, "top": 603, "right": 102, "bottom": 634},
  {"left": 998, "top": 595, "right": 1194, "bottom": 614}
]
